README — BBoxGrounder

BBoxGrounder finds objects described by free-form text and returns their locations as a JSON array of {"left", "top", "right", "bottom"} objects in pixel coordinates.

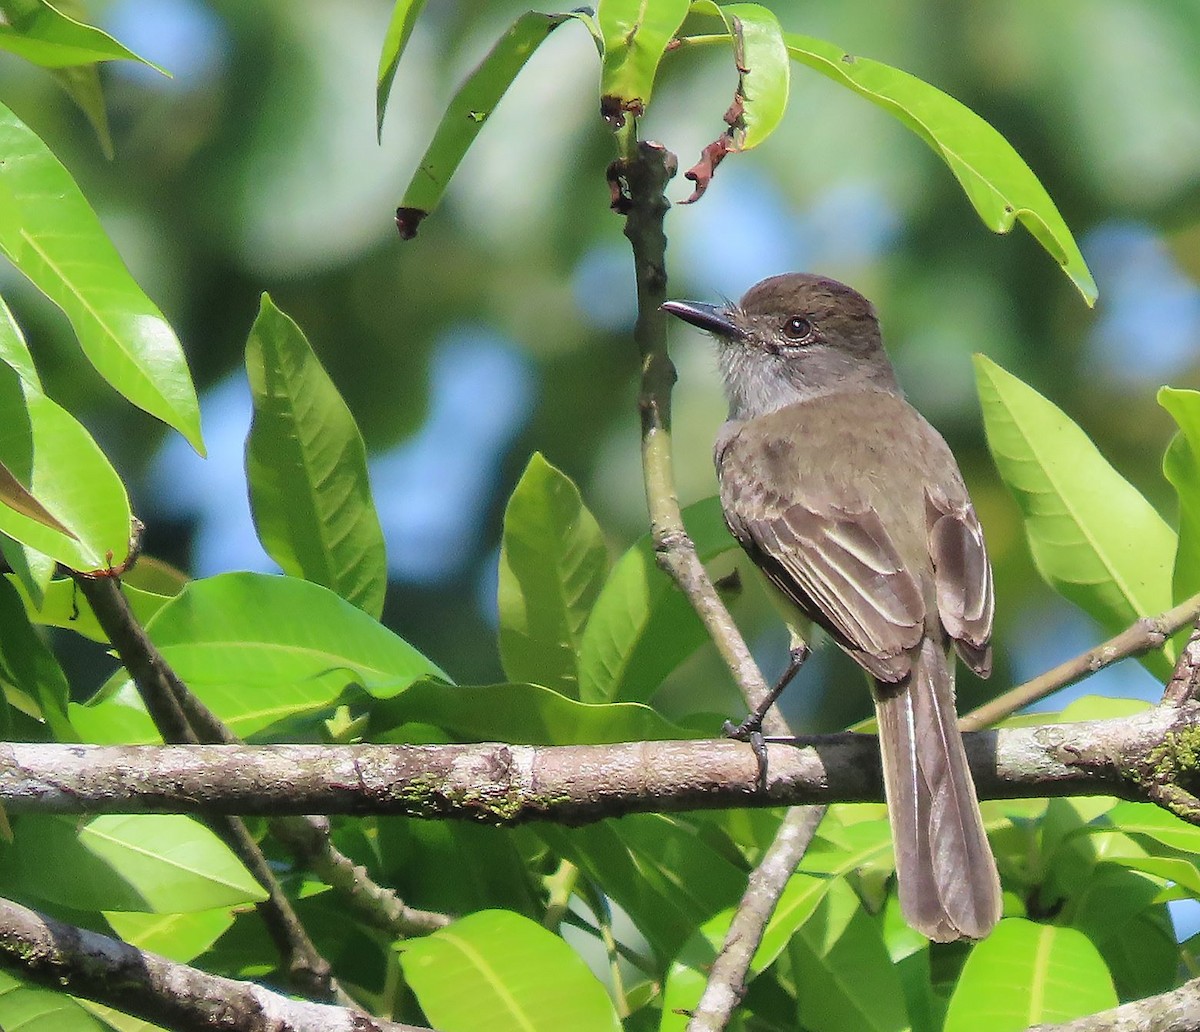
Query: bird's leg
[{"left": 724, "top": 639, "right": 809, "bottom": 790}]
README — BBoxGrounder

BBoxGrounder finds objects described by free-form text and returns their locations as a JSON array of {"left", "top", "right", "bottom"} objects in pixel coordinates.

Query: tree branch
[
  {"left": 3, "top": 703, "right": 1197, "bottom": 820},
  {"left": 960, "top": 592, "right": 1200, "bottom": 731},
  {"left": 1028, "top": 975, "right": 1200, "bottom": 1032},
  {"left": 0, "top": 895, "right": 423, "bottom": 1032},
  {"left": 686, "top": 805, "right": 824, "bottom": 1032}
]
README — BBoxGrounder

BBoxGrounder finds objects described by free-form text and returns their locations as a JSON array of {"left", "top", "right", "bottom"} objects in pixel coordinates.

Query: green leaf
[
  {"left": 975, "top": 355, "right": 1174, "bottom": 677},
  {"left": 0, "top": 0, "right": 167, "bottom": 70},
  {"left": 51, "top": 62, "right": 114, "bottom": 160},
  {"left": 1159, "top": 387, "right": 1200, "bottom": 608},
  {"left": 9, "top": 574, "right": 170, "bottom": 644},
  {"left": 373, "top": 681, "right": 699, "bottom": 745},
  {"left": 0, "top": 970, "right": 110, "bottom": 1032},
  {"left": 1103, "top": 800, "right": 1200, "bottom": 855},
  {"left": 0, "top": 102, "right": 204, "bottom": 452},
  {"left": 375, "top": 0, "right": 429, "bottom": 137},
  {"left": 578, "top": 496, "right": 736, "bottom": 703},
  {"left": 541, "top": 814, "right": 746, "bottom": 962},
  {"left": 0, "top": 576, "right": 72, "bottom": 739},
  {"left": 660, "top": 872, "right": 832, "bottom": 1031},
  {"left": 1070, "top": 866, "right": 1177, "bottom": 1002},
  {"left": 0, "top": 298, "right": 133, "bottom": 572},
  {"left": 395, "top": 11, "right": 576, "bottom": 239},
  {"left": 85, "top": 572, "right": 447, "bottom": 741},
  {"left": 784, "top": 34, "right": 1096, "bottom": 304},
  {"left": 4, "top": 814, "right": 268, "bottom": 912},
  {"left": 498, "top": 453, "right": 609, "bottom": 698},
  {"left": 399, "top": 910, "right": 622, "bottom": 1032},
  {"left": 105, "top": 908, "right": 235, "bottom": 964},
  {"left": 684, "top": 2, "right": 789, "bottom": 151},
  {"left": 0, "top": 533, "right": 54, "bottom": 607},
  {"left": 597, "top": 0, "right": 689, "bottom": 112},
  {"left": 790, "top": 879, "right": 910, "bottom": 1032},
  {"left": 944, "top": 919, "right": 1117, "bottom": 1029},
  {"left": 245, "top": 295, "right": 387, "bottom": 618}
]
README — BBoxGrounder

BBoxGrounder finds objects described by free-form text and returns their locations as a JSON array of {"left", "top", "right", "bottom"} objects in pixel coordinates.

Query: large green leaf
[
  {"left": 0, "top": 970, "right": 110, "bottom": 1032},
  {"left": 105, "top": 908, "right": 235, "bottom": 964},
  {"left": 399, "top": 910, "right": 621, "bottom": 1032},
  {"left": 976, "top": 355, "right": 1174, "bottom": 677},
  {"left": 498, "top": 453, "right": 608, "bottom": 698},
  {"left": 372, "top": 680, "right": 699, "bottom": 745},
  {"left": 73, "top": 572, "right": 447, "bottom": 742},
  {"left": 0, "top": 298, "right": 133, "bottom": 571},
  {"left": 578, "top": 496, "right": 736, "bottom": 703},
  {"left": 395, "top": 11, "right": 577, "bottom": 239},
  {"left": 790, "top": 879, "right": 910, "bottom": 1032},
  {"left": 9, "top": 574, "right": 171, "bottom": 644},
  {"left": 4, "top": 814, "right": 267, "bottom": 913},
  {"left": 1069, "top": 866, "right": 1176, "bottom": 1002},
  {"left": 1159, "top": 387, "right": 1200, "bottom": 609},
  {"left": 597, "top": 0, "right": 689, "bottom": 112},
  {"left": 245, "top": 295, "right": 387, "bottom": 618},
  {"left": 944, "top": 919, "right": 1117, "bottom": 1029},
  {"left": 0, "top": 103, "right": 203, "bottom": 451},
  {"left": 375, "top": 0, "right": 429, "bottom": 136},
  {"left": 0, "top": 0, "right": 165, "bottom": 70},
  {"left": 785, "top": 34, "right": 1096, "bottom": 304}
]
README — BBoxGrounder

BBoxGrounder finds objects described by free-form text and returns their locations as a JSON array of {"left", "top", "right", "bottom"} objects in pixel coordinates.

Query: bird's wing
[
  {"left": 925, "top": 486, "right": 994, "bottom": 677},
  {"left": 724, "top": 494, "right": 927, "bottom": 682}
]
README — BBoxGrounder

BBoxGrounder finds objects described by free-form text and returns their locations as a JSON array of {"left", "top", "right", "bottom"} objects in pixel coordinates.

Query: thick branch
[
  {"left": 1028, "top": 975, "right": 1200, "bottom": 1032},
  {"left": 0, "top": 895, "right": 421, "bottom": 1032},
  {"left": 2, "top": 703, "right": 1196, "bottom": 819}
]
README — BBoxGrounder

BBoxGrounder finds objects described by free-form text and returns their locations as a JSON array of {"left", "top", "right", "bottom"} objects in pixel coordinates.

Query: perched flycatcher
[{"left": 663, "top": 273, "right": 1001, "bottom": 942}]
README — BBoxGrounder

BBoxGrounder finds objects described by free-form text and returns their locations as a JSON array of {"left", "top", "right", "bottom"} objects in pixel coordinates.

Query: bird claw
[{"left": 723, "top": 717, "right": 769, "bottom": 790}]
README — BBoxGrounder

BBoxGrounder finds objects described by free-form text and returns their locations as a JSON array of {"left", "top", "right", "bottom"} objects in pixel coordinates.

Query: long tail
[{"left": 873, "top": 638, "right": 1001, "bottom": 941}]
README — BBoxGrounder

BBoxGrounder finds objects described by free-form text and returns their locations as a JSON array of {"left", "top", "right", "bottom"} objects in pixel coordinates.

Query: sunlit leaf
[
  {"left": 0, "top": 970, "right": 110, "bottom": 1032},
  {"left": 0, "top": 103, "right": 204, "bottom": 451},
  {"left": 1159, "top": 387, "right": 1200, "bottom": 612},
  {"left": 375, "top": 0, "right": 429, "bottom": 137},
  {"left": 6, "top": 814, "right": 268, "bottom": 913},
  {"left": 105, "top": 908, "right": 234, "bottom": 964},
  {"left": 74, "top": 573, "right": 447, "bottom": 742},
  {"left": 0, "top": 0, "right": 166, "bottom": 70},
  {"left": 245, "top": 294, "right": 387, "bottom": 618},
  {"left": 785, "top": 34, "right": 1096, "bottom": 303},
  {"left": 9, "top": 574, "right": 170, "bottom": 644},
  {"left": 399, "top": 910, "right": 621, "bottom": 1032},
  {"left": 976, "top": 355, "right": 1174, "bottom": 677},
  {"left": 597, "top": 0, "right": 689, "bottom": 113},
  {"left": 371, "top": 680, "right": 699, "bottom": 745},
  {"left": 498, "top": 453, "right": 608, "bottom": 698},
  {"left": 0, "top": 299, "right": 133, "bottom": 571},
  {"left": 395, "top": 11, "right": 577, "bottom": 239},
  {"left": 944, "top": 919, "right": 1117, "bottom": 1029},
  {"left": 578, "top": 496, "right": 736, "bottom": 703}
]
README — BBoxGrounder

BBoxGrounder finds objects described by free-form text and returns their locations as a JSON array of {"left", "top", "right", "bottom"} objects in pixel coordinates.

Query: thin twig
[
  {"left": 0, "top": 895, "right": 422, "bottom": 1032},
  {"left": 686, "top": 805, "right": 825, "bottom": 1032},
  {"left": 959, "top": 591, "right": 1200, "bottom": 731}
]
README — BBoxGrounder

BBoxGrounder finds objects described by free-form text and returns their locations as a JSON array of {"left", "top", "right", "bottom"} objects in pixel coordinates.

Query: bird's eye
[{"left": 782, "top": 316, "right": 813, "bottom": 341}]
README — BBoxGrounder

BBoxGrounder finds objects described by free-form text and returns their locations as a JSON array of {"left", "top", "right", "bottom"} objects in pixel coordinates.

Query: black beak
[{"left": 661, "top": 300, "right": 745, "bottom": 340}]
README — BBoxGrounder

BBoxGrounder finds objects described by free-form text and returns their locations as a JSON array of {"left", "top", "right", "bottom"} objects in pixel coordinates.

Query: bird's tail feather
[{"left": 873, "top": 638, "right": 1001, "bottom": 941}]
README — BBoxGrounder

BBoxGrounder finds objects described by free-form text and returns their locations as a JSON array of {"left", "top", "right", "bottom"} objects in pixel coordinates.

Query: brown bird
[{"left": 663, "top": 273, "right": 1002, "bottom": 941}]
